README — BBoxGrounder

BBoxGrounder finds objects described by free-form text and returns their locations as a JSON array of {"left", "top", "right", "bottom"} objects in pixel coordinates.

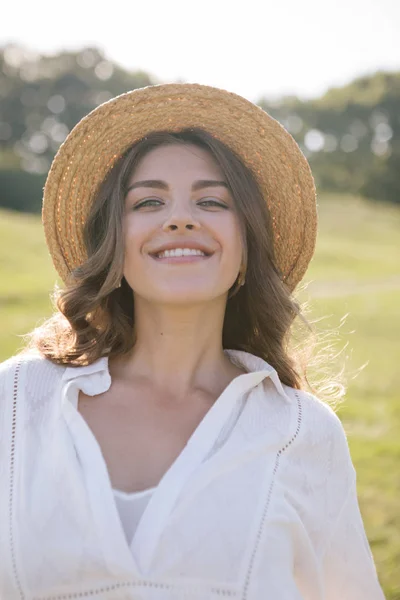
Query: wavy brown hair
[{"left": 26, "top": 128, "right": 345, "bottom": 399}]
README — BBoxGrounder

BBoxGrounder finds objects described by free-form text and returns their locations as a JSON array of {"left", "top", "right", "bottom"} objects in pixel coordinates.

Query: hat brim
[{"left": 42, "top": 83, "right": 317, "bottom": 291}]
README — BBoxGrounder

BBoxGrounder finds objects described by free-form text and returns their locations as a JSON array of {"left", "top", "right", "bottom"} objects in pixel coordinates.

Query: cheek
[
  {"left": 122, "top": 221, "right": 144, "bottom": 270},
  {"left": 123, "top": 214, "right": 149, "bottom": 253},
  {"left": 218, "top": 215, "right": 244, "bottom": 262}
]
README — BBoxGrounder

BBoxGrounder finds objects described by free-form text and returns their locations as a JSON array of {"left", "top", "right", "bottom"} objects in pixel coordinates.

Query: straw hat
[{"left": 42, "top": 83, "right": 317, "bottom": 292}]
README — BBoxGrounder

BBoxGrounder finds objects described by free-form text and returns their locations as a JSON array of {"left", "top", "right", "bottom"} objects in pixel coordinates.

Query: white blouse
[
  {"left": 0, "top": 349, "right": 385, "bottom": 599},
  {"left": 113, "top": 487, "right": 155, "bottom": 545}
]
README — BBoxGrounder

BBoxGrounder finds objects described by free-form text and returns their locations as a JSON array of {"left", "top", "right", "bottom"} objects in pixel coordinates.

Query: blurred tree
[
  {"left": 0, "top": 43, "right": 154, "bottom": 212},
  {"left": 258, "top": 71, "right": 400, "bottom": 205},
  {"left": 360, "top": 142, "right": 400, "bottom": 204},
  {"left": 0, "top": 169, "right": 45, "bottom": 212}
]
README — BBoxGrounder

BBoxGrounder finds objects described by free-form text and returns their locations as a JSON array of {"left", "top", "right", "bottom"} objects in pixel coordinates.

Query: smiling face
[{"left": 122, "top": 143, "right": 244, "bottom": 304}]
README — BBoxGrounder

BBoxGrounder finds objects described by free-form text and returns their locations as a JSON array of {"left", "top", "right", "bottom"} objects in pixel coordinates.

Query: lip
[
  {"left": 149, "top": 241, "right": 214, "bottom": 256},
  {"left": 150, "top": 254, "right": 212, "bottom": 264}
]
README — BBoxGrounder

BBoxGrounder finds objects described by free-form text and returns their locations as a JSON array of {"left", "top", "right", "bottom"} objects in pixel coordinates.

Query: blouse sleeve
[{"left": 321, "top": 474, "right": 385, "bottom": 600}]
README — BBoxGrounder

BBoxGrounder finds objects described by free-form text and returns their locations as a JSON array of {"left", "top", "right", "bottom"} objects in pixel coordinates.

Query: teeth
[{"left": 157, "top": 248, "right": 206, "bottom": 258}]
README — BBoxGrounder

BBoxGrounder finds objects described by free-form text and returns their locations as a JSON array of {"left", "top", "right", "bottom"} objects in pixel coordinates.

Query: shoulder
[
  {"left": 0, "top": 350, "right": 66, "bottom": 396},
  {"left": 286, "top": 385, "right": 349, "bottom": 443},
  {"left": 282, "top": 385, "right": 355, "bottom": 481},
  {"left": 0, "top": 352, "right": 68, "bottom": 443}
]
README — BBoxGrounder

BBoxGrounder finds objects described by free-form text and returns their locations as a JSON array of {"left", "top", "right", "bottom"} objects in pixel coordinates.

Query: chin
[{"left": 143, "top": 287, "right": 222, "bottom": 304}]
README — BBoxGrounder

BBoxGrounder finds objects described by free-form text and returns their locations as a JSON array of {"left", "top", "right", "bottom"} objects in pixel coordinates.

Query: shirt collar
[
  {"left": 61, "top": 349, "right": 291, "bottom": 402},
  {"left": 61, "top": 357, "right": 111, "bottom": 397},
  {"left": 224, "top": 349, "right": 290, "bottom": 402}
]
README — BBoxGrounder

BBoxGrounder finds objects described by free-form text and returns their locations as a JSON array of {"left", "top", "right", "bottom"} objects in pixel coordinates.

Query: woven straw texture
[{"left": 42, "top": 83, "right": 317, "bottom": 291}]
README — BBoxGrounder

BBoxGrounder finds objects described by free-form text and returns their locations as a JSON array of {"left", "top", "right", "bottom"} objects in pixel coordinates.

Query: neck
[{"left": 109, "top": 296, "right": 242, "bottom": 399}]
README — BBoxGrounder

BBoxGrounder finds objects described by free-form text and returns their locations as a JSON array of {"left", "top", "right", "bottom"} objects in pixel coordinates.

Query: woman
[{"left": 0, "top": 84, "right": 384, "bottom": 599}]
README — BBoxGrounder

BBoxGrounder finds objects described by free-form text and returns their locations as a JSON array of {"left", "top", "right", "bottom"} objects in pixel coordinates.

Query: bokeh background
[{"left": 1, "top": 0, "right": 399, "bottom": 596}]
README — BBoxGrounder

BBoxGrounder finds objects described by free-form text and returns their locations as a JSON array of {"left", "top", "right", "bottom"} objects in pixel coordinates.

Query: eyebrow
[{"left": 126, "top": 179, "right": 229, "bottom": 193}]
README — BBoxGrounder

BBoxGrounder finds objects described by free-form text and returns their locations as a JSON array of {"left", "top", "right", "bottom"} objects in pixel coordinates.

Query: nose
[{"left": 162, "top": 204, "right": 201, "bottom": 231}]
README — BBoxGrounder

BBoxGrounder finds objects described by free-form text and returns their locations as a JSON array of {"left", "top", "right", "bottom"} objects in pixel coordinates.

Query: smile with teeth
[{"left": 155, "top": 248, "right": 207, "bottom": 258}]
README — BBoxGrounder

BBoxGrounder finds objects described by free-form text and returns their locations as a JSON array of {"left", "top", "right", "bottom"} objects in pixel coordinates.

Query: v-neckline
[{"left": 61, "top": 362, "right": 274, "bottom": 577}]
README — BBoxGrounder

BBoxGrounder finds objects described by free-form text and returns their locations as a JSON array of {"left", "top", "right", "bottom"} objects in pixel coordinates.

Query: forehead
[{"left": 129, "top": 143, "right": 224, "bottom": 181}]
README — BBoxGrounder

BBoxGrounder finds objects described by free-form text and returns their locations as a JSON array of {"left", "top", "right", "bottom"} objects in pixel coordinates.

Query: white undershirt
[{"left": 113, "top": 487, "right": 155, "bottom": 545}]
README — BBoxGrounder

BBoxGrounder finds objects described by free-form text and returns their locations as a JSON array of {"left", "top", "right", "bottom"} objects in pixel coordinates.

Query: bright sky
[{"left": 2, "top": 0, "right": 399, "bottom": 102}]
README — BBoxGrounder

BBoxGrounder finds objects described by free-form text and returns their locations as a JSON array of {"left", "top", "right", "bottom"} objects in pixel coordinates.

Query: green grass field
[{"left": 1, "top": 192, "right": 399, "bottom": 598}]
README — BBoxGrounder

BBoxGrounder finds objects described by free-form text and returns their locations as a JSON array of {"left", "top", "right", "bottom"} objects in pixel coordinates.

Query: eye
[
  {"left": 198, "top": 199, "right": 228, "bottom": 209},
  {"left": 132, "top": 198, "right": 229, "bottom": 210},
  {"left": 133, "top": 198, "right": 163, "bottom": 209}
]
